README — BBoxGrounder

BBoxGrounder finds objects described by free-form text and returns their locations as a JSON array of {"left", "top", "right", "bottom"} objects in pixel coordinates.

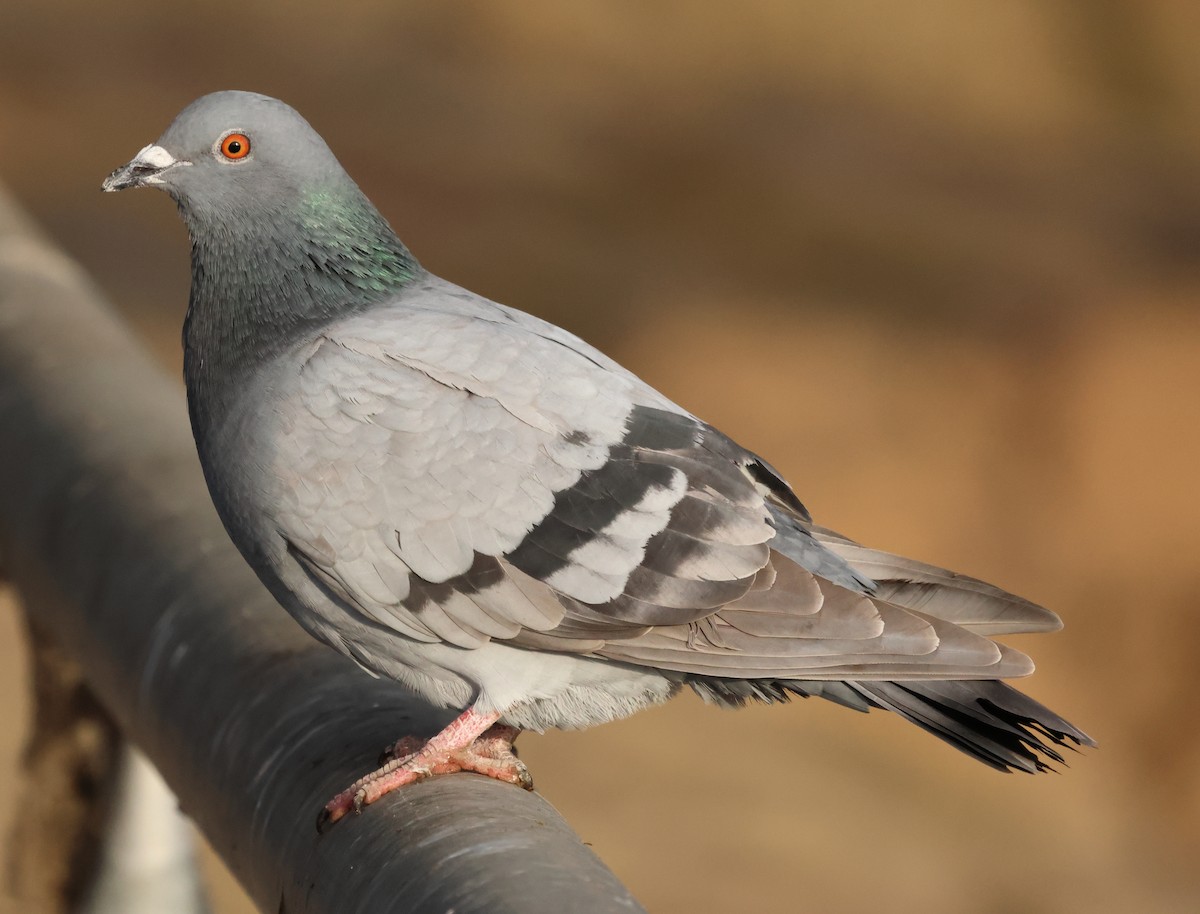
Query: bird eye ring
[{"left": 218, "top": 132, "right": 251, "bottom": 161}]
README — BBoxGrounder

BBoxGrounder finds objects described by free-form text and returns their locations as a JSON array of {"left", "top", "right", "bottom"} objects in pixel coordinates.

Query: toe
[
  {"left": 516, "top": 761, "right": 534, "bottom": 790},
  {"left": 316, "top": 794, "right": 354, "bottom": 834}
]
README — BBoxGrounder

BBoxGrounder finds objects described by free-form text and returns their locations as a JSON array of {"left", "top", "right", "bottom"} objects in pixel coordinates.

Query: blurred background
[{"left": 1, "top": 1, "right": 1198, "bottom": 911}]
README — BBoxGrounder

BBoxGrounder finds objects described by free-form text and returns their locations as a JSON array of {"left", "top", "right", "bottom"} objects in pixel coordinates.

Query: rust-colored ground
[{"left": 2, "top": 3, "right": 1198, "bottom": 912}]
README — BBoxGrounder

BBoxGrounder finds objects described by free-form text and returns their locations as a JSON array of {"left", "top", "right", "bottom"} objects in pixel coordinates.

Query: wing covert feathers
[
  {"left": 276, "top": 306, "right": 1064, "bottom": 677},
  {"left": 271, "top": 292, "right": 1087, "bottom": 767}
]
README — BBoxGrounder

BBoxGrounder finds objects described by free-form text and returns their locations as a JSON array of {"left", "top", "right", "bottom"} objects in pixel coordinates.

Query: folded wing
[{"left": 271, "top": 292, "right": 1062, "bottom": 685}]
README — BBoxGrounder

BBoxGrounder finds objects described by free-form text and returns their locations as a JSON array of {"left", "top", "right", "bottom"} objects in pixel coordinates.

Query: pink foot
[
  {"left": 317, "top": 712, "right": 531, "bottom": 832},
  {"left": 379, "top": 724, "right": 523, "bottom": 766}
]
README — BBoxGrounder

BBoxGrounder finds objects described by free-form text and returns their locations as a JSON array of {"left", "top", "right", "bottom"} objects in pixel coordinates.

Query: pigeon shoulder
[{"left": 338, "top": 275, "right": 663, "bottom": 397}]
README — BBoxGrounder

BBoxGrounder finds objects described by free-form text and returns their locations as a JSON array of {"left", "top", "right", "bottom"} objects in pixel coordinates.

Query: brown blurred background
[{"left": 2, "top": 1, "right": 1198, "bottom": 911}]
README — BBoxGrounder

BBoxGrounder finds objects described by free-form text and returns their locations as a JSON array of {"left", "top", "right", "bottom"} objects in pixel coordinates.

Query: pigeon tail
[{"left": 688, "top": 676, "right": 1095, "bottom": 773}]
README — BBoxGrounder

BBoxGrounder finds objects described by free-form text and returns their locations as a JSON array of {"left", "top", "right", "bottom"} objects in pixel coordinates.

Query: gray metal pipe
[{"left": 0, "top": 184, "right": 646, "bottom": 914}]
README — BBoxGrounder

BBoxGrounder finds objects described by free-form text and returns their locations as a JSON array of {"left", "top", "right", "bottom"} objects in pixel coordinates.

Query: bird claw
[
  {"left": 315, "top": 807, "right": 332, "bottom": 834},
  {"left": 316, "top": 725, "right": 530, "bottom": 833},
  {"left": 515, "top": 760, "right": 534, "bottom": 791}
]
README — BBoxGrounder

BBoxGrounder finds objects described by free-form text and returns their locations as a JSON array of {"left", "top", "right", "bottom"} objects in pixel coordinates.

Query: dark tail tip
[{"left": 847, "top": 679, "right": 1095, "bottom": 773}]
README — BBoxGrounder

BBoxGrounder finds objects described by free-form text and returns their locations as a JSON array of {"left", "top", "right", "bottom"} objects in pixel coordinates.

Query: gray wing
[{"left": 271, "top": 288, "right": 1058, "bottom": 680}]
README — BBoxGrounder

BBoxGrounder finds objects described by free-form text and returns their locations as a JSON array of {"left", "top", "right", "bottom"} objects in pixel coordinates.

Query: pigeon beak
[{"left": 102, "top": 143, "right": 190, "bottom": 192}]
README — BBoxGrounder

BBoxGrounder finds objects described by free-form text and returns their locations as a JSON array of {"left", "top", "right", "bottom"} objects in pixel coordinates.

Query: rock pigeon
[{"left": 103, "top": 91, "right": 1093, "bottom": 830}]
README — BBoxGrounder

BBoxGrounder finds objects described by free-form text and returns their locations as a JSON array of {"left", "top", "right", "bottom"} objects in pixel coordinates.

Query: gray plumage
[{"left": 103, "top": 91, "right": 1093, "bottom": 773}]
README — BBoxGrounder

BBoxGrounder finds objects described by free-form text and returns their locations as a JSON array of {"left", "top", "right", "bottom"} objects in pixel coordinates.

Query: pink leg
[{"left": 317, "top": 708, "right": 531, "bottom": 832}]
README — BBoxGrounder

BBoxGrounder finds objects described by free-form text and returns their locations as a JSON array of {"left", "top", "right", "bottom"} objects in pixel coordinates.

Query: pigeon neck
[{"left": 182, "top": 184, "right": 420, "bottom": 427}]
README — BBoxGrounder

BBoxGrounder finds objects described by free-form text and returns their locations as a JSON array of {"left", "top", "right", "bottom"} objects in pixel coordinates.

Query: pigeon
[{"left": 103, "top": 91, "right": 1093, "bottom": 830}]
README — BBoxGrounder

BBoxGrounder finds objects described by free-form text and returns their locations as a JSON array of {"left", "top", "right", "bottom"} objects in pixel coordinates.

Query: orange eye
[{"left": 219, "top": 133, "right": 251, "bottom": 160}]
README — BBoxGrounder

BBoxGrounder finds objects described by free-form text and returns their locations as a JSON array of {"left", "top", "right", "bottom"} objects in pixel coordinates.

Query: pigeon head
[
  {"left": 103, "top": 91, "right": 418, "bottom": 291},
  {"left": 104, "top": 90, "right": 350, "bottom": 210},
  {"left": 104, "top": 91, "right": 420, "bottom": 395}
]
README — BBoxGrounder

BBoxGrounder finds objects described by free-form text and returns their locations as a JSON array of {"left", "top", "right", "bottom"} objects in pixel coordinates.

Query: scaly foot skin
[
  {"left": 318, "top": 724, "right": 531, "bottom": 832},
  {"left": 377, "top": 723, "right": 524, "bottom": 765}
]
